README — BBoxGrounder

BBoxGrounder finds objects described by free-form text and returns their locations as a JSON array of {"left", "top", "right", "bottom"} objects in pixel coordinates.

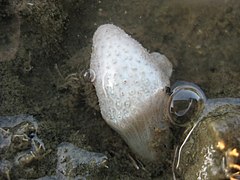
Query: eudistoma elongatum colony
[{"left": 90, "top": 24, "right": 173, "bottom": 161}]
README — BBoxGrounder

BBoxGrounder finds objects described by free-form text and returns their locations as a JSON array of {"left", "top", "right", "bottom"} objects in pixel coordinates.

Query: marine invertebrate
[{"left": 90, "top": 24, "right": 173, "bottom": 161}]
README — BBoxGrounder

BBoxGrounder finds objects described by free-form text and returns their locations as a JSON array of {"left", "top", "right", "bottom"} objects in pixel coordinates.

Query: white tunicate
[{"left": 90, "top": 24, "right": 173, "bottom": 161}]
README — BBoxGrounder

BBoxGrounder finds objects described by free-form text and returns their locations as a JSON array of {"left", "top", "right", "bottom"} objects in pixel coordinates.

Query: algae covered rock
[
  {"left": 0, "top": 114, "right": 46, "bottom": 179},
  {"left": 56, "top": 142, "right": 108, "bottom": 178},
  {"left": 176, "top": 100, "right": 240, "bottom": 180}
]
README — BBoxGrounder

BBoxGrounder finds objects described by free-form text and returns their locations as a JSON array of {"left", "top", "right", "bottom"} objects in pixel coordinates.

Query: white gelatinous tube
[{"left": 90, "top": 24, "right": 173, "bottom": 161}]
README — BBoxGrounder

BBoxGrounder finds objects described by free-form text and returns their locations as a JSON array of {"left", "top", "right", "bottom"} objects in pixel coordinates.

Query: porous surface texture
[
  {"left": 90, "top": 24, "right": 172, "bottom": 129},
  {"left": 90, "top": 24, "right": 172, "bottom": 161}
]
